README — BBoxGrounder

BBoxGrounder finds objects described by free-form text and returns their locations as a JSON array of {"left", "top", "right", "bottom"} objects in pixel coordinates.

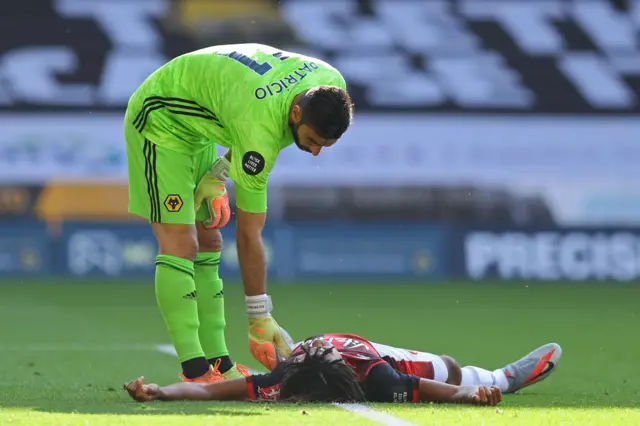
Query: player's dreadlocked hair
[
  {"left": 279, "top": 345, "right": 366, "bottom": 403},
  {"left": 299, "top": 85, "right": 354, "bottom": 140}
]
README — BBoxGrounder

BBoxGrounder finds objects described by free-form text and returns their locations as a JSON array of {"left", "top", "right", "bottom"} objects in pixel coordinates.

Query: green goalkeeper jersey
[{"left": 125, "top": 43, "right": 347, "bottom": 213}]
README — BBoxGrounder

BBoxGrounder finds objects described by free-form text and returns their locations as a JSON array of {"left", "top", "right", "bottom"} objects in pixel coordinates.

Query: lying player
[{"left": 125, "top": 333, "right": 561, "bottom": 405}]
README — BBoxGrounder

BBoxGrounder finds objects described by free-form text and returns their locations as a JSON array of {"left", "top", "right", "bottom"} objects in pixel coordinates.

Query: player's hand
[
  {"left": 456, "top": 385, "right": 502, "bottom": 406},
  {"left": 195, "top": 177, "right": 230, "bottom": 229},
  {"left": 195, "top": 156, "right": 231, "bottom": 229},
  {"left": 248, "top": 315, "right": 294, "bottom": 371},
  {"left": 124, "top": 376, "right": 160, "bottom": 402}
]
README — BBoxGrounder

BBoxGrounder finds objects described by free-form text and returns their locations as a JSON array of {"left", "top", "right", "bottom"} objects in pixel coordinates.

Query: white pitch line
[
  {"left": 156, "top": 344, "right": 418, "bottom": 426},
  {"left": 156, "top": 344, "right": 181, "bottom": 357},
  {"left": 336, "top": 403, "right": 418, "bottom": 426}
]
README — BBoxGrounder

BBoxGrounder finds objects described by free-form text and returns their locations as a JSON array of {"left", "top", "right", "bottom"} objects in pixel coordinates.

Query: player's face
[
  {"left": 289, "top": 120, "right": 337, "bottom": 156},
  {"left": 289, "top": 103, "right": 337, "bottom": 156}
]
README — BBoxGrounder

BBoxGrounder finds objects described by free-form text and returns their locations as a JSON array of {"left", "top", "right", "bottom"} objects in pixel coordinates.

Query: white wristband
[
  {"left": 209, "top": 155, "right": 231, "bottom": 182},
  {"left": 246, "top": 294, "right": 272, "bottom": 318}
]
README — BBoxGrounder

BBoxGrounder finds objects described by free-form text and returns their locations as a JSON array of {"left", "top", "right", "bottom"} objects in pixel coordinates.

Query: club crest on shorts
[
  {"left": 164, "top": 194, "right": 183, "bottom": 212},
  {"left": 242, "top": 151, "right": 265, "bottom": 176}
]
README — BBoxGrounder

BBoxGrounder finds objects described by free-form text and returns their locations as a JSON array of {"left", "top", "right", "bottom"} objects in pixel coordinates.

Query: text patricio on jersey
[{"left": 255, "top": 62, "right": 321, "bottom": 100}]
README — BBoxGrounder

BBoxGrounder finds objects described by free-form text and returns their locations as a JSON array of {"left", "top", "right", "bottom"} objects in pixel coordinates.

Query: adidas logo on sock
[
  {"left": 214, "top": 290, "right": 224, "bottom": 299},
  {"left": 183, "top": 291, "right": 197, "bottom": 300}
]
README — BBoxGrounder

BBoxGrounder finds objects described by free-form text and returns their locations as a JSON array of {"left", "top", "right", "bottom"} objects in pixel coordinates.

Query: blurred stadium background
[
  {"left": 2, "top": 0, "right": 640, "bottom": 282},
  {"left": 1, "top": 1, "right": 640, "bottom": 424}
]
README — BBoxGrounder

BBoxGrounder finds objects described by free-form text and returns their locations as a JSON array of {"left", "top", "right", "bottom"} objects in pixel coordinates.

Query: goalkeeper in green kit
[{"left": 124, "top": 43, "right": 354, "bottom": 383}]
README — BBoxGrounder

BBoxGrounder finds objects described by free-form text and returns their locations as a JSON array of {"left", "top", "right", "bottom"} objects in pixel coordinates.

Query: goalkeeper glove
[
  {"left": 246, "top": 294, "right": 294, "bottom": 370},
  {"left": 194, "top": 155, "right": 231, "bottom": 229}
]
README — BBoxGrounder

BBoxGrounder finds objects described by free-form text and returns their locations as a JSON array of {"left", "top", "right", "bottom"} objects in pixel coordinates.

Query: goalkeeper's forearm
[{"left": 237, "top": 229, "right": 267, "bottom": 297}]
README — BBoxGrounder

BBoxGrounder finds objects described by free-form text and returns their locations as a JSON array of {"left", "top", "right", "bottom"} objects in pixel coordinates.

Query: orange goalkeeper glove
[
  {"left": 194, "top": 155, "right": 231, "bottom": 229},
  {"left": 246, "top": 294, "right": 294, "bottom": 370}
]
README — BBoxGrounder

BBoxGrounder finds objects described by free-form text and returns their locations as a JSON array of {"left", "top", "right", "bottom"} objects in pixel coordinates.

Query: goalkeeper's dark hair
[
  {"left": 279, "top": 345, "right": 366, "bottom": 403},
  {"left": 299, "top": 86, "right": 354, "bottom": 140}
]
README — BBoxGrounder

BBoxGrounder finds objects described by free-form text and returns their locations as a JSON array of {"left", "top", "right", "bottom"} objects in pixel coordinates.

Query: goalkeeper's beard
[{"left": 289, "top": 119, "right": 310, "bottom": 153}]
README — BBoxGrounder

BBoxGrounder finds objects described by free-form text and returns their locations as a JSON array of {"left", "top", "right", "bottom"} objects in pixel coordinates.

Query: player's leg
[
  {"left": 370, "top": 342, "right": 450, "bottom": 382},
  {"left": 125, "top": 121, "right": 210, "bottom": 381},
  {"left": 372, "top": 341, "right": 507, "bottom": 389},
  {"left": 494, "top": 343, "right": 562, "bottom": 394},
  {"left": 193, "top": 144, "right": 246, "bottom": 379},
  {"left": 455, "top": 358, "right": 510, "bottom": 391},
  {"left": 372, "top": 341, "right": 562, "bottom": 394},
  {"left": 453, "top": 343, "right": 562, "bottom": 393},
  {"left": 194, "top": 224, "right": 246, "bottom": 378}
]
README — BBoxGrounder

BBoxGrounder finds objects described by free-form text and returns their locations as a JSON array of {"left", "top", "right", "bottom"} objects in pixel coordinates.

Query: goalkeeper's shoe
[
  {"left": 502, "top": 343, "right": 562, "bottom": 394},
  {"left": 179, "top": 365, "right": 220, "bottom": 384},
  {"left": 222, "top": 363, "right": 251, "bottom": 380},
  {"left": 179, "top": 360, "right": 250, "bottom": 383}
]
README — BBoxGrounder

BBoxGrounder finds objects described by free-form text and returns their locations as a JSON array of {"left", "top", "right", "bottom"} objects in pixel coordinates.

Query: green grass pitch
[{"left": 0, "top": 281, "right": 639, "bottom": 425}]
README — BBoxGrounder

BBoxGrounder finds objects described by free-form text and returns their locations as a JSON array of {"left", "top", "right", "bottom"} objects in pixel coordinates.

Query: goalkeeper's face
[
  {"left": 288, "top": 86, "right": 353, "bottom": 156},
  {"left": 289, "top": 118, "right": 336, "bottom": 157}
]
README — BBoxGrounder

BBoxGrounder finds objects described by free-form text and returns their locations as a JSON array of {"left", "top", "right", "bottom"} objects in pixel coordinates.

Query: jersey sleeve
[
  {"left": 228, "top": 121, "right": 281, "bottom": 213},
  {"left": 362, "top": 362, "right": 421, "bottom": 403},
  {"left": 245, "top": 363, "right": 285, "bottom": 401}
]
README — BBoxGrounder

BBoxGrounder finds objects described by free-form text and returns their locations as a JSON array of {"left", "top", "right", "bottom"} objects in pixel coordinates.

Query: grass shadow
[{"left": 0, "top": 386, "right": 269, "bottom": 417}]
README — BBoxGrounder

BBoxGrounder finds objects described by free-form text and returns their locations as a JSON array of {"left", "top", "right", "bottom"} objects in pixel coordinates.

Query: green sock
[
  {"left": 194, "top": 252, "right": 230, "bottom": 360},
  {"left": 155, "top": 254, "right": 205, "bottom": 363}
]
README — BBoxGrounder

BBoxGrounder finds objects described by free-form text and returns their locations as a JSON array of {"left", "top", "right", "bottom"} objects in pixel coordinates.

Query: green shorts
[{"left": 125, "top": 120, "right": 215, "bottom": 224}]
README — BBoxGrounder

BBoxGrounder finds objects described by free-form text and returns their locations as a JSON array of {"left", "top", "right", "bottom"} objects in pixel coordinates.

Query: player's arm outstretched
[
  {"left": 124, "top": 373, "right": 501, "bottom": 405},
  {"left": 365, "top": 362, "right": 502, "bottom": 406},
  {"left": 236, "top": 205, "right": 294, "bottom": 369},
  {"left": 417, "top": 378, "right": 502, "bottom": 406},
  {"left": 194, "top": 138, "right": 293, "bottom": 371},
  {"left": 225, "top": 122, "right": 295, "bottom": 371},
  {"left": 125, "top": 376, "right": 249, "bottom": 402}
]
